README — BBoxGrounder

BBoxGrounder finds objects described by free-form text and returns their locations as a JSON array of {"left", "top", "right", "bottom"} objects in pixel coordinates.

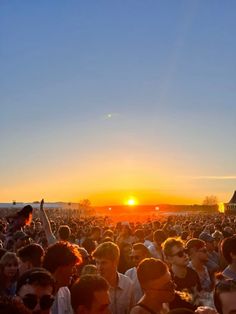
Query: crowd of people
[{"left": 0, "top": 199, "right": 236, "bottom": 314}]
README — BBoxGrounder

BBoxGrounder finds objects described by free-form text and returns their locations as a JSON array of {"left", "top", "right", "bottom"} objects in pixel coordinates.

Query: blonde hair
[{"left": 92, "top": 242, "right": 120, "bottom": 261}]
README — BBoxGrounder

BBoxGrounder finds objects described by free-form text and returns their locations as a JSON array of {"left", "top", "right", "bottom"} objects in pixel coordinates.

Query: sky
[{"left": 1, "top": 1, "right": 236, "bottom": 206}]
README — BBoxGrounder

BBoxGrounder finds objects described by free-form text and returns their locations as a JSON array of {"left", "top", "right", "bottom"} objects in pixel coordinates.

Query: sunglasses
[
  {"left": 170, "top": 249, "right": 188, "bottom": 258},
  {"left": 22, "top": 294, "right": 54, "bottom": 310}
]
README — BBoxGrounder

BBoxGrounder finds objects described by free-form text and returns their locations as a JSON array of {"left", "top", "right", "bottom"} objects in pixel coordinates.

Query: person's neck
[
  {"left": 140, "top": 294, "right": 163, "bottom": 313},
  {"left": 172, "top": 264, "right": 187, "bottom": 278},
  {"left": 191, "top": 259, "right": 204, "bottom": 271},
  {"left": 107, "top": 272, "right": 118, "bottom": 288}
]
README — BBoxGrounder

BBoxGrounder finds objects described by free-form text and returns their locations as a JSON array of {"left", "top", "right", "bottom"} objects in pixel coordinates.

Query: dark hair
[
  {"left": 134, "top": 229, "right": 145, "bottom": 239},
  {"left": 221, "top": 236, "right": 236, "bottom": 264},
  {"left": 58, "top": 225, "right": 71, "bottom": 241},
  {"left": 17, "top": 243, "right": 44, "bottom": 267},
  {"left": 153, "top": 230, "right": 167, "bottom": 244},
  {"left": 186, "top": 238, "right": 205, "bottom": 253},
  {"left": 214, "top": 279, "right": 236, "bottom": 314},
  {"left": 43, "top": 241, "right": 82, "bottom": 273},
  {"left": 137, "top": 258, "right": 167, "bottom": 287},
  {"left": 132, "top": 243, "right": 151, "bottom": 258},
  {"left": 16, "top": 268, "right": 55, "bottom": 293},
  {"left": 82, "top": 238, "right": 96, "bottom": 255},
  {"left": 71, "top": 275, "right": 108, "bottom": 311},
  {"left": 18, "top": 205, "right": 33, "bottom": 218}
]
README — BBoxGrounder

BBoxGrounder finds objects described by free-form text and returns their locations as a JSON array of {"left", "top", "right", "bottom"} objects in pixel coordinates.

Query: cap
[{"left": 199, "top": 232, "right": 214, "bottom": 242}]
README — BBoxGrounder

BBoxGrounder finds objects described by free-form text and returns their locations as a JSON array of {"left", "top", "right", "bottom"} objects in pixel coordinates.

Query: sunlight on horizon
[{"left": 126, "top": 197, "right": 138, "bottom": 206}]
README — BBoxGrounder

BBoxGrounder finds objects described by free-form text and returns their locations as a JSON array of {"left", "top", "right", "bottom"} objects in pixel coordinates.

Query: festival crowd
[{"left": 0, "top": 199, "right": 236, "bottom": 314}]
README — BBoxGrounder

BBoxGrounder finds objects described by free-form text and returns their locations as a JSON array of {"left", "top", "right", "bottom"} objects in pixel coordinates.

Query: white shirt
[
  {"left": 109, "top": 272, "right": 135, "bottom": 314},
  {"left": 148, "top": 244, "right": 164, "bottom": 260},
  {"left": 51, "top": 287, "right": 73, "bottom": 314},
  {"left": 125, "top": 267, "right": 143, "bottom": 303}
]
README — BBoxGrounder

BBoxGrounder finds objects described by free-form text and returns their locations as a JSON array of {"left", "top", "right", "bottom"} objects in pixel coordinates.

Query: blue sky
[{"left": 1, "top": 1, "right": 236, "bottom": 204}]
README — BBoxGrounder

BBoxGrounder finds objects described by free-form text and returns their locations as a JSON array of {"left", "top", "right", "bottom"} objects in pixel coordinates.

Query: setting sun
[{"left": 126, "top": 197, "right": 138, "bottom": 206}]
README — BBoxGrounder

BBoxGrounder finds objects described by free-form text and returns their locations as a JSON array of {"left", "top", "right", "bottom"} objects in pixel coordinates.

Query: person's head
[
  {"left": 221, "top": 236, "right": 236, "bottom": 266},
  {"left": 0, "top": 252, "right": 19, "bottom": 282},
  {"left": 58, "top": 225, "right": 71, "bottom": 241},
  {"left": 214, "top": 279, "right": 236, "bottom": 314},
  {"left": 81, "top": 265, "right": 98, "bottom": 276},
  {"left": 102, "top": 230, "right": 114, "bottom": 242},
  {"left": 35, "top": 222, "right": 42, "bottom": 233},
  {"left": 16, "top": 268, "right": 55, "bottom": 314},
  {"left": 92, "top": 242, "right": 119, "bottom": 280},
  {"left": 17, "top": 244, "right": 44, "bottom": 276},
  {"left": 163, "top": 238, "right": 188, "bottom": 267},
  {"left": 13, "top": 231, "right": 30, "bottom": 251},
  {"left": 43, "top": 241, "right": 82, "bottom": 288},
  {"left": 130, "top": 243, "right": 151, "bottom": 267},
  {"left": 134, "top": 229, "right": 145, "bottom": 243},
  {"left": 153, "top": 229, "right": 167, "bottom": 246},
  {"left": 90, "top": 227, "right": 102, "bottom": 241},
  {"left": 17, "top": 205, "right": 33, "bottom": 226},
  {"left": 186, "top": 238, "right": 208, "bottom": 264},
  {"left": 82, "top": 238, "right": 97, "bottom": 255},
  {"left": 199, "top": 232, "right": 215, "bottom": 252},
  {"left": 71, "top": 275, "right": 110, "bottom": 314},
  {"left": 212, "top": 230, "right": 224, "bottom": 248},
  {"left": 137, "top": 258, "right": 175, "bottom": 303}
]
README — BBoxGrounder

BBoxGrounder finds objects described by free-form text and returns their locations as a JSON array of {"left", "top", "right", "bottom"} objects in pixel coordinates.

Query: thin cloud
[{"left": 188, "top": 176, "right": 236, "bottom": 180}]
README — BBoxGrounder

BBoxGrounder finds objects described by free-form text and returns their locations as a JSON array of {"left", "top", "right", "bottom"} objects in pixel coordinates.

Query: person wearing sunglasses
[
  {"left": 125, "top": 243, "right": 151, "bottom": 303},
  {"left": 16, "top": 268, "right": 55, "bottom": 314},
  {"left": 130, "top": 258, "right": 175, "bottom": 314},
  {"left": 163, "top": 238, "right": 201, "bottom": 303}
]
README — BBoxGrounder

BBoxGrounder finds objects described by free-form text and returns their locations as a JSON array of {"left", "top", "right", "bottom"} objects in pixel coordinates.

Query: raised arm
[{"left": 39, "top": 199, "right": 57, "bottom": 245}]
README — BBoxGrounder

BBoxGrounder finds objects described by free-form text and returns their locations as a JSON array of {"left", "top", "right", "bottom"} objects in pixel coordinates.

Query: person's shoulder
[
  {"left": 118, "top": 272, "right": 134, "bottom": 287},
  {"left": 125, "top": 267, "right": 135, "bottom": 277}
]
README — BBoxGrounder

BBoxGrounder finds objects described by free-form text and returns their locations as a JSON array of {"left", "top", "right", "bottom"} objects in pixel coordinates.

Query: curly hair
[{"left": 43, "top": 241, "right": 82, "bottom": 273}]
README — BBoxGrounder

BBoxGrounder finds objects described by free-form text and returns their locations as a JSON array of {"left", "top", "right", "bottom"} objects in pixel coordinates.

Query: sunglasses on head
[
  {"left": 22, "top": 294, "right": 54, "bottom": 310},
  {"left": 170, "top": 249, "right": 188, "bottom": 258}
]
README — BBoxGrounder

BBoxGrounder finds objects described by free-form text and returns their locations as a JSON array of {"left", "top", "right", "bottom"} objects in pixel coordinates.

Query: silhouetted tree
[{"left": 202, "top": 195, "right": 218, "bottom": 206}]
